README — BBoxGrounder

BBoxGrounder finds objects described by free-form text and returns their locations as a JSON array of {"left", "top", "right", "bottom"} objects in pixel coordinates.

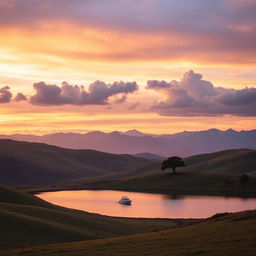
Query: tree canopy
[
  {"left": 240, "top": 174, "right": 249, "bottom": 185},
  {"left": 161, "top": 156, "right": 186, "bottom": 174}
]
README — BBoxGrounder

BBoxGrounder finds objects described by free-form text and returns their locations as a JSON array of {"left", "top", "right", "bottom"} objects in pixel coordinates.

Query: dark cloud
[
  {"left": 146, "top": 80, "right": 171, "bottom": 90},
  {"left": 216, "top": 87, "right": 256, "bottom": 105},
  {"left": 146, "top": 70, "right": 256, "bottom": 116},
  {"left": 30, "top": 81, "right": 138, "bottom": 106},
  {"left": 0, "top": 86, "right": 12, "bottom": 103},
  {"left": 14, "top": 92, "right": 27, "bottom": 102}
]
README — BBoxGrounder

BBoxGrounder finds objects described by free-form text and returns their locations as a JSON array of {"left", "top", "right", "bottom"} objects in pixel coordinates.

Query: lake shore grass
[{"left": 20, "top": 172, "right": 256, "bottom": 198}]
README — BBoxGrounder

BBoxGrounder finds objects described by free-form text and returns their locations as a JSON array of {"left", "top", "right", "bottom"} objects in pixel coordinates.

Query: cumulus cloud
[
  {"left": 14, "top": 92, "right": 27, "bottom": 102},
  {"left": 146, "top": 70, "right": 256, "bottom": 116},
  {"left": 0, "top": 86, "right": 12, "bottom": 103},
  {"left": 30, "top": 80, "right": 138, "bottom": 106}
]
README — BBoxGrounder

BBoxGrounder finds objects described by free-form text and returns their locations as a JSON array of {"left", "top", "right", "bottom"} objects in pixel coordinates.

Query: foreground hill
[
  {"left": 3, "top": 209, "right": 256, "bottom": 256},
  {"left": 0, "top": 185, "right": 179, "bottom": 251},
  {"left": 0, "top": 140, "right": 153, "bottom": 186},
  {"left": 0, "top": 128, "right": 255, "bottom": 156}
]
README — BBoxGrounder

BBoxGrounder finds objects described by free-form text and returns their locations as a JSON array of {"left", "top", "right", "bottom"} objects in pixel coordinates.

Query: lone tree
[
  {"left": 161, "top": 156, "right": 186, "bottom": 174},
  {"left": 240, "top": 174, "right": 249, "bottom": 185}
]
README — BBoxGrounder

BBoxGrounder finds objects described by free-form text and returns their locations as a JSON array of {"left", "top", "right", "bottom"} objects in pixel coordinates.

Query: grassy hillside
[
  {"left": 0, "top": 185, "right": 179, "bottom": 250},
  {"left": 88, "top": 149, "right": 256, "bottom": 182},
  {"left": 71, "top": 149, "right": 256, "bottom": 197},
  {"left": 183, "top": 149, "right": 256, "bottom": 175},
  {"left": 82, "top": 172, "right": 256, "bottom": 197},
  {"left": 3, "top": 209, "right": 256, "bottom": 256},
  {"left": 0, "top": 139, "right": 154, "bottom": 186}
]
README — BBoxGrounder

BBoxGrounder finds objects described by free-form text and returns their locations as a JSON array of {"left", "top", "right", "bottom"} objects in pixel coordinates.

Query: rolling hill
[
  {"left": 183, "top": 148, "right": 256, "bottom": 175},
  {"left": 3, "top": 208, "right": 256, "bottom": 256},
  {"left": 134, "top": 152, "right": 165, "bottom": 160},
  {"left": 80, "top": 149, "right": 256, "bottom": 197},
  {"left": 0, "top": 139, "right": 154, "bottom": 186},
  {"left": 0, "top": 185, "right": 179, "bottom": 251},
  {"left": 97, "top": 149, "right": 256, "bottom": 180}
]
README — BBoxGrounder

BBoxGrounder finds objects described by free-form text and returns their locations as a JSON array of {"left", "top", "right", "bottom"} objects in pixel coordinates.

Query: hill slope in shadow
[
  {"left": 0, "top": 139, "right": 154, "bottom": 186},
  {"left": 4, "top": 209, "right": 256, "bottom": 256}
]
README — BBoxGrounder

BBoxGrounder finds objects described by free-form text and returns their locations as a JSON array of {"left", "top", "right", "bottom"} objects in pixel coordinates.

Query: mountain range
[{"left": 0, "top": 128, "right": 255, "bottom": 156}]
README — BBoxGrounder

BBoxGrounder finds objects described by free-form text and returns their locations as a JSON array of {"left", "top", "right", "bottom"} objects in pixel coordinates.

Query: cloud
[
  {"left": 30, "top": 80, "right": 138, "bottom": 106},
  {"left": 146, "top": 70, "right": 256, "bottom": 116},
  {"left": 0, "top": 86, "right": 12, "bottom": 103},
  {"left": 0, "top": 1, "right": 256, "bottom": 64},
  {"left": 14, "top": 92, "right": 27, "bottom": 102},
  {"left": 146, "top": 80, "right": 171, "bottom": 90},
  {"left": 128, "top": 102, "right": 140, "bottom": 110}
]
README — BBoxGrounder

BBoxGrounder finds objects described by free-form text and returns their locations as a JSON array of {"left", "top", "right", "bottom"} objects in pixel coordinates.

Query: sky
[{"left": 0, "top": 0, "right": 255, "bottom": 135}]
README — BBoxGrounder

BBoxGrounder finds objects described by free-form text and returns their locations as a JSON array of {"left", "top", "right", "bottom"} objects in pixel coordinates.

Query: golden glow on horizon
[{"left": 0, "top": 107, "right": 255, "bottom": 135}]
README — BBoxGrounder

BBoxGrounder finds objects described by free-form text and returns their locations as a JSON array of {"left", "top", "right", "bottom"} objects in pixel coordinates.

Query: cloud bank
[
  {"left": 146, "top": 70, "right": 256, "bottom": 116},
  {"left": 29, "top": 81, "right": 138, "bottom": 106},
  {"left": 2, "top": 71, "right": 256, "bottom": 117},
  {"left": 0, "top": 0, "right": 255, "bottom": 64}
]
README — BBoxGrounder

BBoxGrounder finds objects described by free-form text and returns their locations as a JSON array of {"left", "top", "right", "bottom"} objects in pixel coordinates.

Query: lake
[{"left": 37, "top": 190, "right": 256, "bottom": 218}]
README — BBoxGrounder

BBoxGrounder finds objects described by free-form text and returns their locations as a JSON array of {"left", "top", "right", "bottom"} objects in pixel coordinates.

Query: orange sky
[{"left": 0, "top": 0, "right": 255, "bottom": 134}]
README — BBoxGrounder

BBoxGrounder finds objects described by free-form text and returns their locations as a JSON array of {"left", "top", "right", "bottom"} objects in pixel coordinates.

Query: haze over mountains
[{"left": 0, "top": 129, "right": 255, "bottom": 157}]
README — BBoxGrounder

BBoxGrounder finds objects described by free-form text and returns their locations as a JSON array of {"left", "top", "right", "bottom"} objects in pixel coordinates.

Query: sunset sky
[{"left": 0, "top": 0, "right": 255, "bottom": 134}]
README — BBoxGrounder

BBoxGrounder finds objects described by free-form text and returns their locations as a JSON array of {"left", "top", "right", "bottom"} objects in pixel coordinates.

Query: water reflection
[
  {"left": 162, "top": 194, "right": 185, "bottom": 200},
  {"left": 37, "top": 190, "right": 256, "bottom": 218}
]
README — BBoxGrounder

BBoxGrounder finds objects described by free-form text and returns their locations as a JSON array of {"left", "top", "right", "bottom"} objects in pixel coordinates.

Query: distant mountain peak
[
  {"left": 225, "top": 128, "right": 236, "bottom": 133},
  {"left": 124, "top": 129, "right": 147, "bottom": 137}
]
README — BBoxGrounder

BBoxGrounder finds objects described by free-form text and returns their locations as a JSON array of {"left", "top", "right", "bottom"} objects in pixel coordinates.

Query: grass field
[
  {"left": 183, "top": 149, "right": 256, "bottom": 175},
  {"left": 3, "top": 209, "right": 256, "bottom": 256}
]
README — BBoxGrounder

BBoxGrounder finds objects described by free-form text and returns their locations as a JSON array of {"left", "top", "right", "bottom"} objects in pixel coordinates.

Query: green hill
[
  {"left": 183, "top": 149, "right": 256, "bottom": 175},
  {"left": 3, "top": 209, "right": 256, "bottom": 256},
  {"left": 87, "top": 149, "right": 256, "bottom": 183},
  {"left": 82, "top": 172, "right": 256, "bottom": 197},
  {"left": 0, "top": 185, "right": 178, "bottom": 250},
  {"left": 77, "top": 149, "right": 256, "bottom": 197},
  {"left": 0, "top": 139, "right": 154, "bottom": 186}
]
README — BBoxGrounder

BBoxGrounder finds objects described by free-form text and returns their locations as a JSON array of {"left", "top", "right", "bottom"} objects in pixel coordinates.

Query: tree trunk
[{"left": 172, "top": 167, "right": 176, "bottom": 174}]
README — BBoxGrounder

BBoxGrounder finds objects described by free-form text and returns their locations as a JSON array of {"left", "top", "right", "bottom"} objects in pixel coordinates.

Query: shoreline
[{"left": 21, "top": 185, "right": 256, "bottom": 198}]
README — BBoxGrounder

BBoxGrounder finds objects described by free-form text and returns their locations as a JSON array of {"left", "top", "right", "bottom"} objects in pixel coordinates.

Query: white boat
[{"left": 118, "top": 196, "right": 132, "bottom": 205}]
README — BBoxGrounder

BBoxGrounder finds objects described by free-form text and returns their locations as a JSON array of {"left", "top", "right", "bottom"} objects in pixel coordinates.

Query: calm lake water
[{"left": 37, "top": 190, "right": 256, "bottom": 218}]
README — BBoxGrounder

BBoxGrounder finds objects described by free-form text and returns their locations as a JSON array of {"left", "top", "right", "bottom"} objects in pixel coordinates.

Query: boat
[{"left": 118, "top": 196, "right": 132, "bottom": 205}]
